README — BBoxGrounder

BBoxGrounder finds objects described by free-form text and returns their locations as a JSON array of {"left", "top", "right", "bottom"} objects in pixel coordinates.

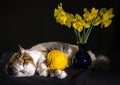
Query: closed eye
[{"left": 20, "top": 70, "right": 25, "bottom": 73}]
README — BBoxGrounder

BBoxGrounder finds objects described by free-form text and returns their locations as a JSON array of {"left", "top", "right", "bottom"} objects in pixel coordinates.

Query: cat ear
[{"left": 17, "top": 45, "right": 25, "bottom": 54}]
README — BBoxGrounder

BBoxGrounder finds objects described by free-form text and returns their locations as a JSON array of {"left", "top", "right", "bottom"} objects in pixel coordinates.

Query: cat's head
[{"left": 4, "top": 45, "right": 36, "bottom": 77}]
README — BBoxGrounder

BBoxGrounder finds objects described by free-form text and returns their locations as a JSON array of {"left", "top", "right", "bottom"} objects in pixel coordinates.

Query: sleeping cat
[
  {"left": 4, "top": 41, "right": 109, "bottom": 79},
  {"left": 4, "top": 42, "right": 79, "bottom": 79}
]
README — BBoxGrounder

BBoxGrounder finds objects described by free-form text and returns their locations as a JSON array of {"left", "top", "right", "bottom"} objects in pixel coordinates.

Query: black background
[{"left": 0, "top": 0, "right": 120, "bottom": 66}]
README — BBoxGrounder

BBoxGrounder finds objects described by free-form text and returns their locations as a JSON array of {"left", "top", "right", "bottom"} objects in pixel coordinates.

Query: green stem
[
  {"left": 74, "top": 29, "right": 79, "bottom": 44},
  {"left": 77, "top": 30, "right": 82, "bottom": 43},
  {"left": 84, "top": 24, "right": 94, "bottom": 43},
  {"left": 74, "top": 29, "right": 78, "bottom": 43},
  {"left": 83, "top": 28, "right": 86, "bottom": 43},
  {"left": 74, "top": 29, "right": 83, "bottom": 44},
  {"left": 84, "top": 16, "right": 98, "bottom": 43}
]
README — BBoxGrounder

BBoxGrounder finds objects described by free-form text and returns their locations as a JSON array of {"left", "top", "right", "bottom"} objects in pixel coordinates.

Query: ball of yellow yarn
[{"left": 46, "top": 50, "right": 68, "bottom": 70}]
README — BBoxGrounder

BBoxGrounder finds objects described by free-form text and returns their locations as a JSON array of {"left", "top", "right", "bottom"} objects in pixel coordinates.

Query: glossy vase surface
[{"left": 72, "top": 43, "right": 91, "bottom": 70}]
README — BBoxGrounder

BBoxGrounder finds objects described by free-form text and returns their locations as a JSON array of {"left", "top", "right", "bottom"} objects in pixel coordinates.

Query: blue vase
[{"left": 72, "top": 43, "right": 91, "bottom": 70}]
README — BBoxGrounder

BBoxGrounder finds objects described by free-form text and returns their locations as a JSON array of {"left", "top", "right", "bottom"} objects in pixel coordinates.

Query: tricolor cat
[{"left": 4, "top": 41, "right": 109, "bottom": 79}]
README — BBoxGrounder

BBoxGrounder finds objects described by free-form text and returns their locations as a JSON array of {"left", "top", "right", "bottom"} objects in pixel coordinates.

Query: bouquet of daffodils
[{"left": 54, "top": 3, "right": 115, "bottom": 44}]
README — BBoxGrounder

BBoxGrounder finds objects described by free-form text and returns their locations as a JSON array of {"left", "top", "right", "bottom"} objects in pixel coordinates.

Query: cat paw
[
  {"left": 15, "top": 72, "right": 26, "bottom": 77},
  {"left": 39, "top": 70, "right": 48, "bottom": 77},
  {"left": 54, "top": 69, "right": 67, "bottom": 79},
  {"left": 37, "top": 63, "right": 48, "bottom": 77}
]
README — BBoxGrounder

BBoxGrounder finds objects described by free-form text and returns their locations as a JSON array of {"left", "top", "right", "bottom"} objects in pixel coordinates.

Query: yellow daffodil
[
  {"left": 54, "top": 3, "right": 73, "bottom": 28},
  {"left": 73, "top": 21, "right": 83, "bottom": 32},
  {"left": 100, "top": 8, "right": 114, "bottom": 28},
  {"left": 101, "top": 19, "right": 112, "bottom": 28},
  {"left": 83, "top": 8, "right": 91, "bottom": 21},
  {"left": 83, "top": 7, "right": 98, "bottom": 22},
  {"left": 99, "top": 8, "right": 107, "bottom": 16},
  {"left": 90, "top": 7, "right": 98, "bottom": 19},
  {"left": 73, "top": 14, "right": 90, "bottom": 30},
  {"left": 65, "top": 13, "right": 74, "bottom": 28},
  {"left": 54, "top": 3, "right": 115, "bottom": 44},
  {"left": 93, "top": 16, "right": 102, "bottom": 26},
  {"left": 54, "top": 3, "right": 66, "bottom": 17},
  {"left": 72, "top": 14, "right": 84, "bottom": 32},
  {"left": 56, "top": 15, "right": 67, "bottom": 25}
]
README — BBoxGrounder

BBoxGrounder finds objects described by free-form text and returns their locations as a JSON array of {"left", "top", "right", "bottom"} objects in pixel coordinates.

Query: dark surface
[{"left": 0, "top": 53, "right": 120, "bottom": 85}]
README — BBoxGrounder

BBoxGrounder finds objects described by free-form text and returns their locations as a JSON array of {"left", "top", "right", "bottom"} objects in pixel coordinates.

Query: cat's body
[
  {"left": 4, "top": 42, "right": 79, "bottom": 79},
  {"left": 4, "top": 41, "right": 109, "bottom": 79},
  {"left": 31, "top": 41, "right": 79, "bottom": 67}
]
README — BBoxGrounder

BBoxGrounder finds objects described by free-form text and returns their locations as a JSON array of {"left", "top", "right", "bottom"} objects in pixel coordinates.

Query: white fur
[
  {"left": 87, "top": 50, "right": 96, "bottom": 67},
  {"left": 15, "top": 72, "right": 26, "bottom": 77},
  {"left": 37, "top": 63, "right": 48, "bottom": 77},
  {"left": 13, "top": 63, "right": 24, "bottom": 72},
  {"left": 23, "top": 64, "right": 36, "bottom": 76},
  {"left": 50, "top": 69, "right": 67, "bottom": 79},
  {"left": 66, "top": 48, "right": 73, "bottom": 67},
  {"left": 13, "top": 63, "right": 36, "bottom": 77},
  {"left": 25, "top": 50, "right": 45, "bottom": 64},
  {"left": 24, "top": 49, "right": 68, "bottom": 79},
  {"left": 12, "top": 49, "right": 46, "bottom": 77},
  {"left": 66, "top": 48, "right": 72, "bottom": 57}
]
